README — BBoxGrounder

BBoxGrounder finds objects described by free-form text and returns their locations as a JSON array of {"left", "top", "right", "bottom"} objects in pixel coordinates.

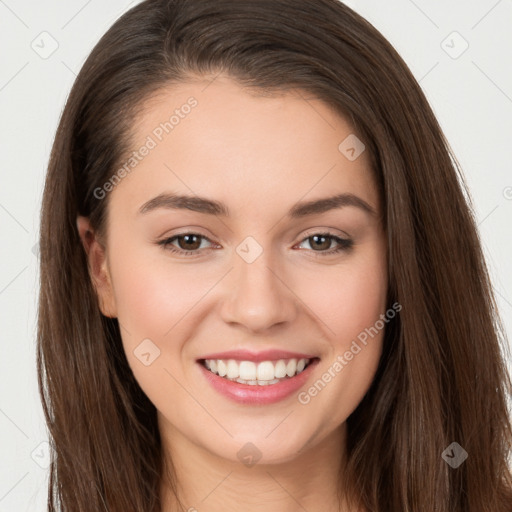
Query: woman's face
[{"left": 85, "top": 75, "right": 388, "bottom": 465}]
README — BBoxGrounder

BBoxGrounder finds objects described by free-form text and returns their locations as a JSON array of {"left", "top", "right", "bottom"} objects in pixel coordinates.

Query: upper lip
[{"left": 197, "top": 349, "right": 318, "bottom": 363}]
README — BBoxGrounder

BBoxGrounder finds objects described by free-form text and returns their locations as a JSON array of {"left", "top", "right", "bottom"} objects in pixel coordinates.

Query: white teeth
[
  {"left": 217, "top": 360, "right": 227, "bottom": 377},
  {"left": 257, "top": 361, "right": 275, "bottom": 380},
  {"left": 202, "top": 357, "right": 312, "bottom": 384},
  {"left": 297, "top": 359, "right": 306, "bottom": 373},
  {"left": 274, "top": 360, "right": 287, "bottom": 378},
  {"left": 226, "top": 359, "right": 239, "bottom": 379},
  {"left": 239, "top": 361, "right": 257, "bottom": 380},
  {"left": 286, "top": 359, "right": 297, "bottom": 377}
]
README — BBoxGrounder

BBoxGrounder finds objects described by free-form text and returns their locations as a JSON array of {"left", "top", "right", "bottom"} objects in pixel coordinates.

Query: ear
[{"left": 76, "top": 216, "right": 117, "bottom": 318}]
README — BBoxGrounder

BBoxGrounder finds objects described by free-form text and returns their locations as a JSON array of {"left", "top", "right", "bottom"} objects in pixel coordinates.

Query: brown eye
[
  {"left": 297, "top": 232, "right": 353, "bottom": 256},
  {"left": 158, "top": 233, "right": 213, "bottom": 255},
  {"left": 308, "top": 234, "right": 332, "bottom": 251},
  {"left": 175, "top": 234, "right": 202, "bottom": 251}
]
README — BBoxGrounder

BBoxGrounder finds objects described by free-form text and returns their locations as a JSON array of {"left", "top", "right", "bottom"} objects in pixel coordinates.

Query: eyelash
[{"left": 157, "top": 231, "right": 353, "bottom": 258}]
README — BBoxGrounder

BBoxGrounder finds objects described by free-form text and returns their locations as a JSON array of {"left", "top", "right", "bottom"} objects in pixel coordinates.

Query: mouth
[
  {"left": 196, "top": 354, "right": 321, "bottom": 405},
  {"left": 198, "top": 357, "right": 318, "bottom": 386}
]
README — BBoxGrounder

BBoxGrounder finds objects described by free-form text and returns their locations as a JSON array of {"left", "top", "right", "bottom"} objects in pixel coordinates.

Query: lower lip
[{"left": 197, "top": 359, "right": 320, "bottom": 405}]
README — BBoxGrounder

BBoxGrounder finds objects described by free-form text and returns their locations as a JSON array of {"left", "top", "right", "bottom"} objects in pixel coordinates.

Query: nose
[{"left": 219, "top": 249, "right": 298, "bottom": 333}]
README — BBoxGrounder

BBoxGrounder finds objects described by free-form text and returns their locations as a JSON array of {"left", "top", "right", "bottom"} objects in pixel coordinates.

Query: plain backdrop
[{"left": 0, "top": 1, "right": 511, "bottom": 510}]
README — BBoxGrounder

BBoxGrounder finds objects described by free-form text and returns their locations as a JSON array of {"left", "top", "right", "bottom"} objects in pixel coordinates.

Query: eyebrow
[{"left": 138, "top": 192, "right": 377, "bottom": 218}]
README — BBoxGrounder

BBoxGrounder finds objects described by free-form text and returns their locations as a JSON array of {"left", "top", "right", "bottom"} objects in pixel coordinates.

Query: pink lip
[
  {"left": 197, "top": 349, "right": 316, "bottom": 363},
  {"left": 197, "top": 358, "right": 320, "bottom": 405}
]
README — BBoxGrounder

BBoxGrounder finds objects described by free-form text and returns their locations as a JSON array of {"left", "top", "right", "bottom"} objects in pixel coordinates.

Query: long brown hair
[{"left": 37, "top": 0, "right": 512, "bottom": 510}]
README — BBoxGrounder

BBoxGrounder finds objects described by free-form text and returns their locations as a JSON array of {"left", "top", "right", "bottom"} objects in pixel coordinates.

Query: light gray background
[{"left": 0, "top": 1, "right": 511, "bottom": 510}]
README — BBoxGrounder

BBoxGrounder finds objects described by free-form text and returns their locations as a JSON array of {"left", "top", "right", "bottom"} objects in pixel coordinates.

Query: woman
[{"left": 37, "top": 0, "right": 512, "bottom": 510}]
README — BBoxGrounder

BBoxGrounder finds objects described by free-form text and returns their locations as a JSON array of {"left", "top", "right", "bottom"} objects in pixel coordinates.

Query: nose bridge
[{"left": 220, "top": 235, "right": 297, "bottom": 332}]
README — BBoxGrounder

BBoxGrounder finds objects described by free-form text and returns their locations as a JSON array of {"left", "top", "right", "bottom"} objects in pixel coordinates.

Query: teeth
[
  {"left": 239, "top": 361, "right": 256, "bottom": 380},
  {"left": 217, "top": 360, "right": 227, "bottom": 377},
  {"left": 202, "top": 357, "right": 312, "bottom": 384},
  {"left": 257, "top": 361, "right": 274, "bottom": 380},
  {"left": 227, "top": 360, "right": 239, "bottom": 379},
  {"left": 286, "top": 359, "right": 297, "bottom": 377},
  {"left": 275, "top": 360, "right": 287, "bottom": 378}
]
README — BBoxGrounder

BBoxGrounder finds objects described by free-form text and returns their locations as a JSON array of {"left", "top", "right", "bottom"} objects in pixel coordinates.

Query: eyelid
[{"left": 299, "top": 226, "right": 352, "bottom": 240}]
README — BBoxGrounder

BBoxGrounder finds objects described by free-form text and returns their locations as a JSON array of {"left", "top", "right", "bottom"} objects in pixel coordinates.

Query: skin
[{"left": 77, "top": 74, "right": 388, "bottom": 512}]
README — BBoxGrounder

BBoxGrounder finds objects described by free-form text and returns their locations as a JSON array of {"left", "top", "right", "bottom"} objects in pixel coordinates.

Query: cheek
[
  {"left": 107, "top": 249, "right": 199, "bottom": 411},
  {"left": 108, "top": 240, "right": 207, "bottom": 328},
  {"left": 106, "top": 245, "right": 202, "bottom": 369},
  {"left": 305, "top": 251, "right": 388, "bottom": 344},
  {"left": 112, "top": 267, "right": 177, "bottom": 335},
  {"left": 298, "top": 249, "right": 387, "bottom": 408}
]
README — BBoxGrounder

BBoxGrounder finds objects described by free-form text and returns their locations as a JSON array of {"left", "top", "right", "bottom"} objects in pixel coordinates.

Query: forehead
[{"left": 108, "top": 74, "right": 379, "bottom": 220}]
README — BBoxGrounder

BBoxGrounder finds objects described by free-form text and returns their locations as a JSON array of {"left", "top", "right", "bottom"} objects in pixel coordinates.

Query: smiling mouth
[{"left": 199, "top": 357, "right": 319, "bottom": 386}]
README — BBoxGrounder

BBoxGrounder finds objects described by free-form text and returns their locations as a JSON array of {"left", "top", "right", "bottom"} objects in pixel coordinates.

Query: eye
[
  {"left": 157, "top": 233, "right": 215, "bottom": 256},
  {"left": 157, "top": 231, "right": 353, "bottom": 257},
  {"left": 295, "top": 232, "right": 353, "bottom": 256}
]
